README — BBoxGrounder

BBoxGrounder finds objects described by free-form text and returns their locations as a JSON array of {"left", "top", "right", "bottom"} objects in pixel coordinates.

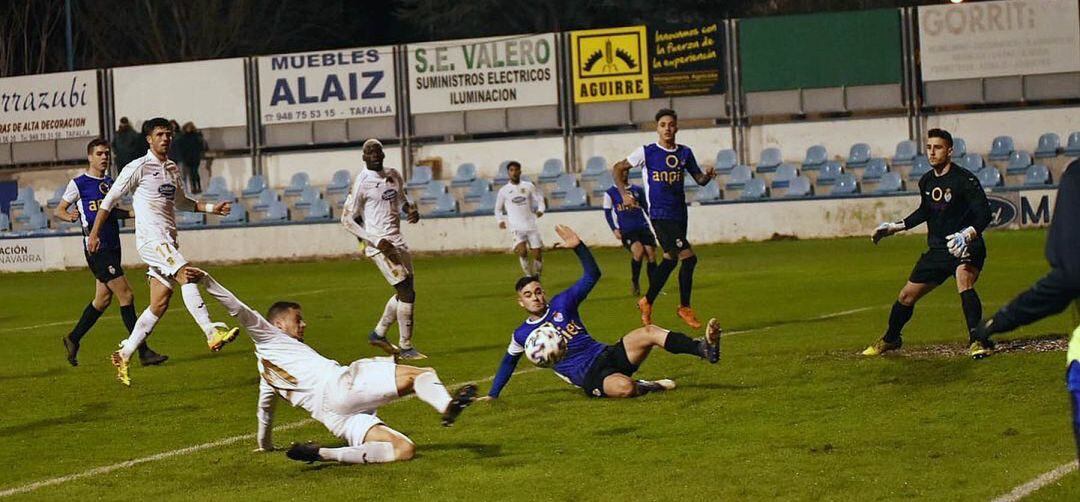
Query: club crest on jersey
[
  {"left": 553, "top": 311, "right": 564, "bottom": 322},
  {"left": 158, "top": 184, "right": 176, "bottom": 199},
  {"left": 108, "top": 265, "right": 116, "bottom": 275},
  {"left": 930, "top": 187, "right": 952, "bottom": 203},
  {"left": 98, "top": 181, "right": 111, "bottom": 195},
  {"left": 665, "top": 154, "right": 680, "bottom": 168},
  {"left": 381, "top": 189, "right": 398, "bottom": 201}
]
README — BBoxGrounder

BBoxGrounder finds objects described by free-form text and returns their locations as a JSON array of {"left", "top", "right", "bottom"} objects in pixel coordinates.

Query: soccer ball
[{"left": 524, "top": 325, "right": 567, "bottom": 368}]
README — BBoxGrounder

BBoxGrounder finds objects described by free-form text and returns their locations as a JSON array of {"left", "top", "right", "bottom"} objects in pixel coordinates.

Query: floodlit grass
[{"left": 0, "top": 229, "right": 1076, "bottom": 500}]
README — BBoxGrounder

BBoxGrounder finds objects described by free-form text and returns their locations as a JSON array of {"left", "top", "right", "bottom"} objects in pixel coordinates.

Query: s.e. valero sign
[
  {"left": 0, "top": 70, "right": 100, "bottom": 143},
  {"left": 407, "top": 33, "right": 559, "bottom": 114},
  {"left": 257, "top": 46, "right": 397, "bottom": 124}
]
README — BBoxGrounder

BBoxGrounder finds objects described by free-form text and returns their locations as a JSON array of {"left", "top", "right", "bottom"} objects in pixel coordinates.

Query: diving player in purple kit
[
  {"left": 612, "top": 109, "right": 716, "bottom": 329},
  {"left": 483, "top": 225, "right": 722, "bottom": 400},
  {"left": 603, "top": 167, "right": 658, "bottom": 297}
]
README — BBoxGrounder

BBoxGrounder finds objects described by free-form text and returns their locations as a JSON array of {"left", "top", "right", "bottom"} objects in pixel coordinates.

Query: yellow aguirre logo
[{"left": 571, "top": 26, "right": 650, "bottom": 104}]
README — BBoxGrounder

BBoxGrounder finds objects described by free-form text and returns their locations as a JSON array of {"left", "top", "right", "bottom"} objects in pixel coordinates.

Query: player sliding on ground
[
  {"left": 865, "top": 128, "right": 993, "bottom": 359},
  {"left": 88, "top": 117, "right": 239, "bottom": 386},
  {"left": 484, "top": 225, "right": 722, "bottom": 400},
  {"left": 181, "top": 268, "right": 478, "bottom": 466}
]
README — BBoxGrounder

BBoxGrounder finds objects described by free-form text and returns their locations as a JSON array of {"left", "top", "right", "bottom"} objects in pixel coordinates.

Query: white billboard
[
  {"left": 918, "top": 0, "right": 1080, "bottom": 81},
  {"left": 407, "top": 33, "right": 559, "bottom": 114},
  {"left": 0, "top": 70, "right": 100, "bottom": 143},
  {"left": 257, "top": 46, "right": 396, "bottom": 124},
  {"left": 112, "top": 58, "right": 247, "bottom": 130}
]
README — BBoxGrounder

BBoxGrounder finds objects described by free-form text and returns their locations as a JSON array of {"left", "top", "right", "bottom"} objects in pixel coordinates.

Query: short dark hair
[
  {"left": 655, "top": 108, "right": 677, "bottom": 122},
  {"left": 506, "top": 161, "right": 521, "bottom": 170},
  {"left": 927, "top": 128, "right": 953, "bottom": 148},
  {"left": 266, "top": 301, "right": 302, "bottom": 321},
  {"left": 86, "top": 138, "right": 109, "bottom": 154},
  {"left": 142, "top": 117, "right": 171, "bottom": 136},
  {"left": 515, "top": 276, "right": 539, "bottom": 292}
]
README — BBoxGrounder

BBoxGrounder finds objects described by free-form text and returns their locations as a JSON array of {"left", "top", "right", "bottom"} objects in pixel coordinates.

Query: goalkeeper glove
[
  {"left": 946, "top": 226, "right": 977, "bottom": 258},
  {"left": 872, "top": 221, "right": 905, "bottom": 245}
]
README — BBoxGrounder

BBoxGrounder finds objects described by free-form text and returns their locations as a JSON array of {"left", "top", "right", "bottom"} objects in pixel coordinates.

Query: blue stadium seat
[
  {"left": 463, "top": 178, "right": 490, "bottom": 200},
  {"left": 204, "top": 176, "right": 228, "bottom": 197},
  {"left": 816, "top": 161, "right": 843, "bottom": 186},
  {"left": 559, "top": 187, "right": 589, "bottom": 209},
  {"left": 1034, "top": 133, "right": 1061, "bottom": 159},
  {"left": 471, "top": 191, "right": 498, "bottom": 215},
  {"left": 429, "top": 192, "right": 459, "bottom": 216},
  {"left": 539, "top": 159, "right": 565, "bottom": 183},
  {"left": 493, "top": 163, "right": 510, "bottom": 185},
  {"left": 241, "top": 175, "right": 268, "bottom": 197},
  {"left": 847, "top": 143, "right": 871, "bottom": 168},
  {"left": 988, "top": 135, "right": 1014, "bottom": 161},
  {"left": 591, "top": 171, "right": 614, "bottom": 191},
  {"left": 407, "top": 165, "right": 434, "bottom": 188},
  {"left": 802, "top": 145, "right": 827, "bottom": 170},
  {"left": 908, "top": 155, "right": 931, "bottom": 180},
  {"left": 892, "top": 140, "right": 917, "bottom": 166},
  {"left": 961, "top": 153, "right": 984, "bottom": 172},
  {"left": 629, "top": 167, "right": 642, "bottom": 180},
  {"left": 832, "top": 173, "right": 859, "bottom": 195},
  {"left": 450, "top": 163, "right": 477, "bottom": 188},
  {"left": 550, "top": 173, "right": 578, "bottom": 199},
  {"left": 771, "top": 163, "right": 798, "bottom": 189},
  {"left": 862, "top": 158, "right": 888, "bottom": 181},
  {"left": 255, "top": 188, "right": 278, "bottom": 207},
  {"left": 264, "top": 201, "right": 290, "bottom": 222},
  {"left": 725, "top": 165, "right": 752, "bottom": 191},
  {"left": 327, "top": 169, "right": 351, "bottom": 193},
  {"left": 1064, "top": 132, "right": 1080, "bottom": 157},
  {"left": 786, "top": 176, "right": 813, "bottom": 197},
  {"left": 0, "top": 212, "right": 10, "bottom": 232},
  {"left": 740, "top": 178, "right": 768, "bottom": 200},
  {"left": 874, "top": 172, "right": 903, "bottom": 193},
  {"left": 695, "top": 180, "right": 722, "bottom": 203},
  {"left": 291, "top": 186, "right": 322, "bottom": 220},
  {"left": 177, "top": 211, "right": 206, "bottom": 228},
  {"left": 977, "top": 166, "right": 1002, "bottom": 187},
  {"left": 46, "top": 185, "right": 66, "bottom": 210},
  {"left": 420, "top": 180, "right": 449, "bottom": 205},
  {"left": 950, "top": 137, "right": 967, "bottom": 160},
  {"left": 219, "top": 204, "right": 247, "bottom": 225},
  {"left": 715, "top": 149, "right": 738, "bottom": 174},
  {"left": 1023, "top": 164, "right": 1051, "bottom": 186},
  {"left": 1005, "top": 151, "right": 1033, "bottom": 175},
  {"left": 15, "top": 209, "right": 49, "bottom": 234},
  {"left": 756, "top": 147, "right": 782, "bottom": 174},
  {"left": 9, "top": 187, "right": 36, "bottom": 216},
  {"left": 583, "top": 156, "right": 606, "bottom": 177},
  {"left": 304, "top": 199, "right": 332, "bottom": 221},
  {"left": 283, "top": 172, "right": 310, "bottom": 197}
]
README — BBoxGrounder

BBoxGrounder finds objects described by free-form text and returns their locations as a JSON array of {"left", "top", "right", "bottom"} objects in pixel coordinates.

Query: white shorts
[
  {"left": 364, "top": 241, "right": 413, "bottom": 286},
  {"left": 138, "top": 240, "right": 188, "bottom": 288},
  {"left": 511, "top": 229, "right": 543, "bottom": 251},
  {"left": 325, "top": 356, "right": 399, "bottom": 417}
]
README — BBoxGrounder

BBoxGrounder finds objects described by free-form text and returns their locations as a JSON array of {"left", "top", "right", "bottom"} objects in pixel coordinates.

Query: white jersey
[
  {"left": 495, "top": 181, "right": 545, "bottom": 232},
  {"left": 99, "top": 150, "right": 197, "bottom": 248},
  {"left": 340, "top": 168, "right": 407, "bottom": 246}
]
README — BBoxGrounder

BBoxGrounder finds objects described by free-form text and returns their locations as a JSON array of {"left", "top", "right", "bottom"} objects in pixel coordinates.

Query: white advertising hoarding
[
  {"left": 112, "top": 58, "right": 247, "bottom": 129},
  {"left": 407, "top": 33, "right": 559, "bottom": 114},
  {"left": 0, "top": 70, "right": 100, "bottom": 143},
  {"left": 918, "top": 0, "right": 1080, "bottom": 81},
  {"left": 257, "top": 46, "right": 396, "bottom": 124}
]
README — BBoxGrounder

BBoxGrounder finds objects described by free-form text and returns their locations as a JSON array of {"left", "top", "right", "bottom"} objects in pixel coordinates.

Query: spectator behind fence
[
  {"left": 167, "top": 120, "right": 183, "bottom": 165},
  {"left": 112, "top": 117, "right": 145, "bottom": 169},
  {"left": 175, "top": 122, "right": 208, "bottom": 194}
]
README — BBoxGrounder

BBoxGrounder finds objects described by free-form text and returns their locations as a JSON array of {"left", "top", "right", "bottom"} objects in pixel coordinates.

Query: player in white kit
[
  {"left": 87, "top": 117, "right": 240, "bottom": 386},
  {"left": 180, "top": 268, "right": 477, "bottom": 465},
  {"left": 494, "top": 161, "right": 546, "bottom": 277},
  {"left": 340, "top": 139, "right": 426, "bottom": 360}
]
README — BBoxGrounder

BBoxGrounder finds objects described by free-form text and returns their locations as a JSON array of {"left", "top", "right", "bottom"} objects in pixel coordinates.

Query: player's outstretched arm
[
  {"left": 487, "top": 351, "right": 523, "bottom": 398},
  {"left": 184, "top": 268, "right": 279, "bottom": 343},
  {"left": 255, "top": 378, "right": 278, "bottom": 451},
  {"left": 556, "top": 225, "right": 601, "bottom": 301}
]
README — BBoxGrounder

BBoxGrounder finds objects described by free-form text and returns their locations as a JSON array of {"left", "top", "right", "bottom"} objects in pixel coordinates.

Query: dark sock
[
  {"left": 646, "top": 261, "right": 657, "bottom": 283},
  {"left": 630, "top": 259, "right": 643, "bottom": 288},
  {"left": 678, "top": 255, "right": 698, "bottom": 307},
  {"left": 69, "top": 303, "right": 104, "bottom": 343},
  {"left": 646, "top": 258, "right": 677, "bottom": 303},
  {"left": 663, "top": 331, "right": 703, "bottom": 358},
  {"left": 960, "top": 289, "right": 982, "bottom": 342},
  {"left": 884, "top": 301, "right": 914, "bottom": 343}
]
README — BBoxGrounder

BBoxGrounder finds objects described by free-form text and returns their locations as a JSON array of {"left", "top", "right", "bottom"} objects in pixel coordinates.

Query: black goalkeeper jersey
[
  {"left": 902, "top": 163, "right": 991, "bottom": 249},
  {"left": 1046, "top": 160, "right": 1079, "bottom": 284}
]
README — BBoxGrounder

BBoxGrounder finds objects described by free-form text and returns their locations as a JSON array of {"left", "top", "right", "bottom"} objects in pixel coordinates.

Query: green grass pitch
[{"left": 0, "top": 229, "right": 1077, "bottom": 500}]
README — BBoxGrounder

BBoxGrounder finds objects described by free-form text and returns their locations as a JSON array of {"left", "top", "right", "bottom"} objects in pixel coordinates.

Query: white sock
[
  {"left": 413, "top": 371, "right": 453, "bottom": 413},
  {"left": 396, "top": 300, "right": 414, "bottom": 349},
  {"left": 318, "top": 443, "right": 396, "bottom": 464},
  {"left": 180, "top": 283, "right": 215, "bottom": 338},
  {"left": 374, "top": 296, "right": 398, "bottom": 337},
  {"left": 120, "top": 309, "right": 159, "bottom": 360},
  {"left": 518, "top": 255, "right": 532, "bottom": 276},
  {"left": 532, "top": 258, "right": 543, "bottom": 277}
]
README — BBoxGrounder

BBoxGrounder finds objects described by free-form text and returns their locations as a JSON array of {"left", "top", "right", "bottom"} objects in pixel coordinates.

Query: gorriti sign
[
  {"left": 0, "top": 70, "right": 100, "bottom": 143},
  {"left": 407, "top": 33, "right": 558, "bottom": 114},
  {"left": 258, "top": 46, "right": 396, "bottom": 124},
  {"left": 918, "top": 0, "right": 1080, "bottom": 81}
]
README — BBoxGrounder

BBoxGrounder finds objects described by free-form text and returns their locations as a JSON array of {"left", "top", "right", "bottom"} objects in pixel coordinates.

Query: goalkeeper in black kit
[{"left": 863, "top": 128, "right": 993, "bottom": 359}]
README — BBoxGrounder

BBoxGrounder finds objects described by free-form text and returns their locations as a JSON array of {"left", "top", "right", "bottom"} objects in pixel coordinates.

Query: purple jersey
[
  {"left": 603, "top": 184, "right": 649, "bottom": 233},
  {"left": 627, "top": 143, "right": 701, "bottom": 221},
  {"left": 63, "top": 174, "right": 121, "bottom": 250}
]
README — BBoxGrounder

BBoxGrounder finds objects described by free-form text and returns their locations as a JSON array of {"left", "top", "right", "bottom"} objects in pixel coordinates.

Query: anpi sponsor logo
[{"left": 987, "top": 195, "right": 1017, "bottom": 228}]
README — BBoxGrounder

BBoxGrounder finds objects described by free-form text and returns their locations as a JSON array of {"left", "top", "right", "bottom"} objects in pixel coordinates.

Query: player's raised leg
[
  {"left": 393, "top": 365, "right": 478, "bottom": 426},
  {"left": 175, "top": 264, "right": 240, "bottom": 351}
]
